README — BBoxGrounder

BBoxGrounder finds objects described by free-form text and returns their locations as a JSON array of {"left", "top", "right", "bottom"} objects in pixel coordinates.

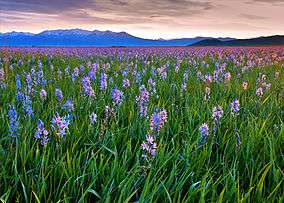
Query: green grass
[{"left": 0, "top": 47, "right": 283, "bottom": 202}]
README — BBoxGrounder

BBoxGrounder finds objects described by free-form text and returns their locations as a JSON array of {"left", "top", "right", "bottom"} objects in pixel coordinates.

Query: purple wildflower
[
  {"left": 16, "top": 91, "right": 24, "bottom": 102},
  {"left": 150, "top": 110, "right": 161, "bottom": 132},
  {"left": 159, "top": 108, "right": 168, "bottom": 124},
  {"left": 37, "top": 68, "right": 47, "bottom": 86},
  {"left": 57, "top": 69, "right": 62, "bottom": 79},
  {"left": 123, "top": 78, "right": 130, "bottom": 88},
  {"left": 150, "top": 108, "right": 168, "bottom": 132},
  {"left": 199, "top": 123, "right": 209, "bottom": 141},
  {"left": 205, "top": 74, "right": 213, "bottom": 83},
  {"left": 80, "top": 64, "right": 84, "bottom": 73},
  {"left": 212, "top": 105, "right": 223, "bottom": 121},
  {"left": 0, "top": 68, "right": 5, "bottom": 82},
  {"left": 81, "top": 76, "right": 96, "bottom": 97},
  {"left": 8, "top": 105, "right": 19, "bottom": 137},
  {"left": 136, "top": 85, "right": 150, "bottom": 117},
  {"left": 71, "top": 67, "right": 80, "bottom": 82},
  {"left": 62, "top": 99, "right": 74, "bottom": 112},
  {"left": 141, "top": 134, "right": 157, "bottom": 158},
  {"left": 16, "top": 75, "right": 23, "bottom": 101},
  {"left": 136, "top": 72, "right": 142, "bottom": 85},
  {"left": 55, "top": 88, "right": 63, "bottom": 101},
  {"left": 181, "top": 82, "right": 187, "bottom": 92},
  {"left": 231, "top": 99, "right": 240, "bottom": 115},
  {"left": 224, "top": 72, "right": 231, "bottom": 81},
  {"left": 197, "top": 71, "right": 204, "bottom": 81},
  {"left": 256, "top": 87, "right": 263, "bottom": 97},
  {"left": 88, "top": 67, "right": 96, "bottom": 81},
  {"left": 16, "top": 74, "right": 21, "bottom": 90},
  {"left": 64, "top": 66, "right": 70, "bottom": 76},
  {"left": 175, "top": 65, "right": 180, "bottom": 73},
  {"left": 81, "top": 76, "right": 95, "bottom": 97},
  {"left": 90, "top": 112, "right": 97, "bottom": 125},
  {"left": 111, "top": 87, "right": 123, "bottom": 106},
  {"left": 25, "top": 73, "right": 33, "bottom": 95},
  {"left": 51, "top": 113, "right": 71, "bottom": 138},
  {"left": 23, "top": 95, "right": 34, "bottom": 118},
  {"left": 40, "top": 89, "right": 47, "bottom": 101},
  {"left": 35, "top": 119, "right": 49, "bottom": 145},
  {"left": 99, "top": 70, "right": 108, "bottom": 91}
]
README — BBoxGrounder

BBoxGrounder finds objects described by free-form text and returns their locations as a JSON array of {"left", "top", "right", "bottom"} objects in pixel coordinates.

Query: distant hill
[
  {"left": 0, "top": 29, "right": 235, "bottom": 47},
  {"left": 191, "top": 35, "right": 284, "bottom": 46}
]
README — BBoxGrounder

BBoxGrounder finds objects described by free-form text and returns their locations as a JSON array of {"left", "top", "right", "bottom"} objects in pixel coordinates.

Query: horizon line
[{"left": 1, "top": 28, "right": 283, "bottom": 41}]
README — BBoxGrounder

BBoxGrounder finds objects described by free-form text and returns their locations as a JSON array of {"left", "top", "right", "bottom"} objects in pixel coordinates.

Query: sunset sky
[{"left": 0, "top": 0, "right": 283, "bottom": 39}]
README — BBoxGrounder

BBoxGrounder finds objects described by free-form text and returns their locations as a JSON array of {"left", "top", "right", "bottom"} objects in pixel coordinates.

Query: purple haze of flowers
[
  {"left": 81, "top": 76, "right": 95, "bottom": 97},
  {"left": 55, "top": 88, "right": 63, "bottom": 101},
  {"left": 51, "top": 113, "right": 71, "bottom": 138},
  {"left": 231, "top": 99, "right": 240, "bottom": 115},
  {"left": 212, "top": 105, "right": 223, "bottom": 121},
  {"left": 35, "top": 119, "right": 49, "bottom": 145},
  {"left": 111, "top": 87, "right": 124, "bottom": 106},
  {"left": 99, "top": 70, "right": 107, "bottom": 91},
  {"left": 8, "top": 105, "right": 19, "bottom": 137}
]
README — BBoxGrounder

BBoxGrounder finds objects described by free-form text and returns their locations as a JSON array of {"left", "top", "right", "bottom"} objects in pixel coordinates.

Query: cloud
[
  {"left": 239, "top": 13, "right": 268, "bottom": 20},
  {"left": 0, "top": 0, "right": 95, "bottom": 13},
  {"left": 0, "top": 0, "right": 283, "bottom": 39},
  {"left": 0, "top": 0, "right": 213, "bottom": 18},
  {"left": 0, "top": 0, "right": 215, "bottom": 30}
]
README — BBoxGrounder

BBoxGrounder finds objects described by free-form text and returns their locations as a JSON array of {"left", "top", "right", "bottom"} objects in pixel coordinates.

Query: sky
[{"left": 0, "top": 0, "right": 284, "bottom": 39}]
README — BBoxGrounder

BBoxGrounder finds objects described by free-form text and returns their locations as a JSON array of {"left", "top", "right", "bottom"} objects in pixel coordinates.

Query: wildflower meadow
[{"left": 0, "top": 46, "right": 283, "bottom": 202}]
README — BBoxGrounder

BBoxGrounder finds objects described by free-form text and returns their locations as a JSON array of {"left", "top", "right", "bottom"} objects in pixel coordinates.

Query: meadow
[{"left": 0, "top": 46, "right": 283, "bottom": 202}]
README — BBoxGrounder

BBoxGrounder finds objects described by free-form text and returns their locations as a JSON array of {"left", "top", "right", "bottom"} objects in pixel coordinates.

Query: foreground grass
[{"left": 0, "top": 47, "right": 283, "bottom": 202}]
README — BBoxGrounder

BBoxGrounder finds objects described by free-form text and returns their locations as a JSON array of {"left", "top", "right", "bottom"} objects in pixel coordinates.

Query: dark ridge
[{"left": 191, "top": 35, "right": 284, "bottom": 46}]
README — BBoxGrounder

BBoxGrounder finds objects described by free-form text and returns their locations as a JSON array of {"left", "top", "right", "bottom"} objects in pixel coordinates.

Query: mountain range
[
  {"left": 0, "top": 29, "right": 234, "bottom": 47},
  {"left": 191, "top": 35, "right": 284, "bottom": 46},
  {"left": 0, "top": 29, "right": 283, "bottom": 47}
]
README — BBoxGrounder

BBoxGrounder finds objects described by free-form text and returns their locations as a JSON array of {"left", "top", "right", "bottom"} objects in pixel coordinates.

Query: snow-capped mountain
[{"left": 0, "top": 29, "right": 235, "bottom": 46}]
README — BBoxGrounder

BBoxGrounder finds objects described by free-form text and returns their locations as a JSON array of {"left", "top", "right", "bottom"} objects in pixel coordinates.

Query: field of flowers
[{"left": 0, "top": 46, "right": 283, "bottom": 202}]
